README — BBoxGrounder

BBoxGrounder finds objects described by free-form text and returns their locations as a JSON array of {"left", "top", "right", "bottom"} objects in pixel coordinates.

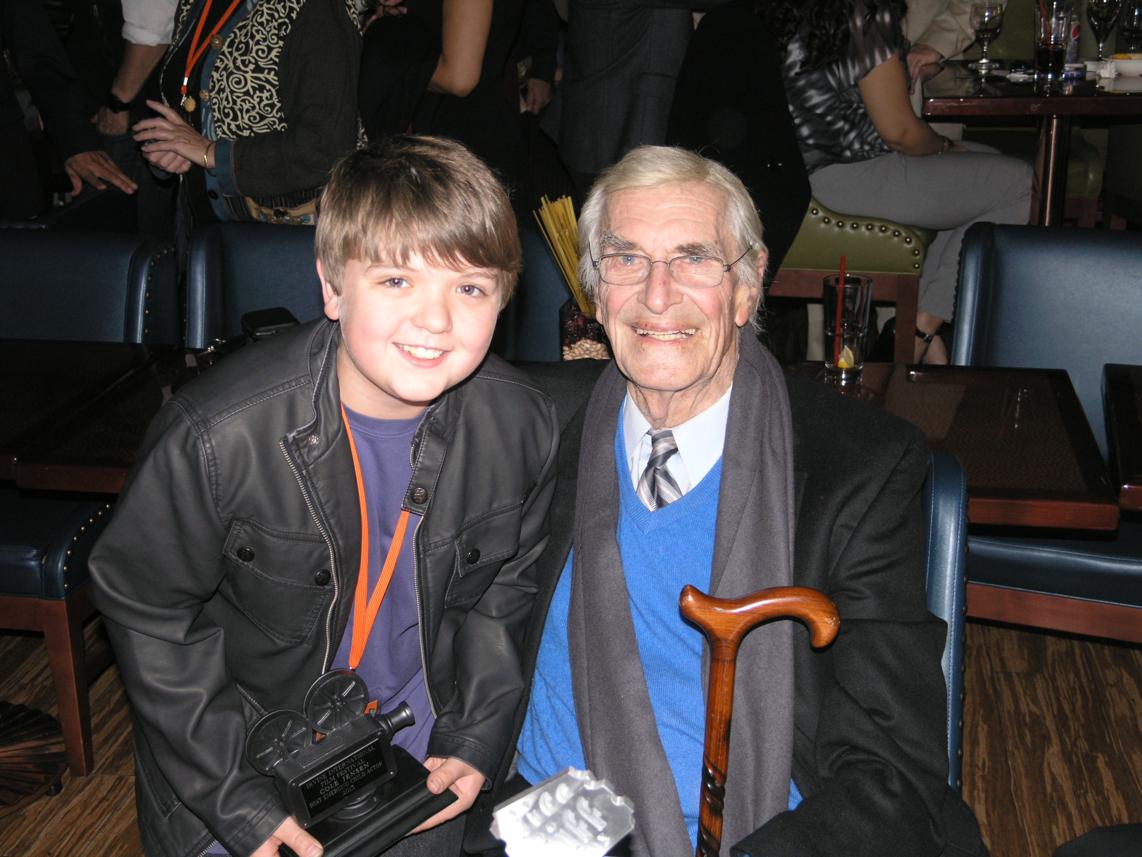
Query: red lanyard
[
  {"left": 179, "top": 0, "right": 244, "bottom": 111},
  {"left": 341, "top": 405, "right": 411, "bottom": 670}
]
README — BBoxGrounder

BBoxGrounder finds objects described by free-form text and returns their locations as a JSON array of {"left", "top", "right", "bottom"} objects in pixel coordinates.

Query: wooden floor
[{"left": 0, "top": 621, "right": 1139, "bottom": 856}]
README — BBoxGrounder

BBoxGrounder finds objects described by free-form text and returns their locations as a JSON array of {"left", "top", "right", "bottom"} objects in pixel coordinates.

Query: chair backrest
[
  {"left": 923, "top": 451, "right": 969, "bottom": 792},
  {"left": 186, "top": 223, "right": 324, "bottom": 349},
  {"left": 0, "top": 230, "right": 178, "bottom": 344},
  {"left": 952, "top": 223, "right": 1142, "bottom": 459}
]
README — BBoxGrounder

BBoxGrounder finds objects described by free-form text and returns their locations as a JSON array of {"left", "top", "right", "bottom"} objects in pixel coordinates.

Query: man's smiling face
[{"left": 595, "top": 181, "right": 761, "bottom": 428}]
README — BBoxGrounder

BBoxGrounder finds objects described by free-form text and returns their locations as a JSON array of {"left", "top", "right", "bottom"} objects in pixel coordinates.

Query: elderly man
[{"left": 493, "top": 146, "right": 985, "bottom": 856}]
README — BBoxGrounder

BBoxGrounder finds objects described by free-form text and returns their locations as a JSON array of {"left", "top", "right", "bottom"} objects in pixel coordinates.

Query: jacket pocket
[
  {"left": 222, "top": 519, "right": 332, "bottom": 644},
  {"left": 444, "top": 503, "right": 523, "bottom": 608}
]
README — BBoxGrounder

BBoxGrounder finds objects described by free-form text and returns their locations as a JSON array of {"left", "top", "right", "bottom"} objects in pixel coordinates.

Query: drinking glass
[
  {"left": 822, "top": 275, "right": 873, "bottom": 386},
  {"left": 1120, "top": 1, "right": 1142, "bottom": 51},
  {"left": 1088, "top": 0, "right": 1124, "bottom": 59},
  {"left": 1035, "top": 0, "right": 1071, "bottom": 82},
  {"left": 971, "top": 1, "right": 1007, "bottom": 75}
]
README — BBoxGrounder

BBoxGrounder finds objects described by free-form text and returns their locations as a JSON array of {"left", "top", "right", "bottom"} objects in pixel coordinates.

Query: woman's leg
[{"left": 810, "top": 148, "right": 1032, "bottom": 362}]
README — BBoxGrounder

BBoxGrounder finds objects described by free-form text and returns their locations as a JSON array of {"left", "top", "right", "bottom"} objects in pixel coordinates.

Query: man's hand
[
  {"left": 521, "top": 78, "right": 553, "bottom": 114},
  {"left": 94, "top": 105, "right": 131, "bottom": 136},
  {"left": 907, "top": 44, "right": 944, "bottom": 92},
  {"left": 250, "top": 816, "right": 322, "bottom": 857},
  {"left": 63, "top": 150, "right": 138, "bottom": 195},
  {"left": 409, "top": 756, "right": 483, "bottom": 833}
]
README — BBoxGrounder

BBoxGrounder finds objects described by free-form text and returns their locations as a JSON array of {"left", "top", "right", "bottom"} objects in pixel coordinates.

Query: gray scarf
[{"left": 567, "top": 332, "right": 797, "bottom": 857}]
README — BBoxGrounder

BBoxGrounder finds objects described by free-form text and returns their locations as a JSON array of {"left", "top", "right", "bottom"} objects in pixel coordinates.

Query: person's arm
[
  {"left": 860, "top": 54, "right": 954, "bottom": 156},
  {"left": 219, "top": 0, "right": 360, "bottom": 198},
  {"left": 913, "top": 0, "right": 977, "bottom": 63},
  {"left": 95, "top": 42, "right": 169, "bottom": 135},
  {"left": 733, "top": 431, "right": 950, "bottom": 856},
  {"left": 89, "top": 403, "right": 295, "bottom": 857},
  {"left": 427, "top": 0, "right": 492, "bottom": 97},
  {"left": 519, "top": 0, "right": 558, "bottom": 113},
  {"left": 2, "top": 0, "right": 137, "bottom": 193},
  {"left": 906, "top": 0, "right": 977, "bottom": 87}
]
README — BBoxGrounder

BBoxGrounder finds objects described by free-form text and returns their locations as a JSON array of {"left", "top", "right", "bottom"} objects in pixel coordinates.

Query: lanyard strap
[
  {"left": 341, "top": 405, "right": 411, "bottom": 671},
  {"left": 180, "top": 0, "right": 245, "bottom": 103}
]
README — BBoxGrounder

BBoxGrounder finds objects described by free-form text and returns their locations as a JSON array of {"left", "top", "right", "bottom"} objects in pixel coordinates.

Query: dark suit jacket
[
  {"left": 551, "top": 0, "right": 710, "bottom": 177},
  {"left": 488, "top": 352, "right": 985, "bottom": 856}
]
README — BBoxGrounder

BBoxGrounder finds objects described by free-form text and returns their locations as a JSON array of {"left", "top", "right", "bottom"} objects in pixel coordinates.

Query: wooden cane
[{"left": 679, "top": 585, "right": 840, "bottom": 857}]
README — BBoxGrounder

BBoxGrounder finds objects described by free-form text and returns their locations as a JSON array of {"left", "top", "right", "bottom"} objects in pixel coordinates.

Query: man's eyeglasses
[{"left": 590, "top": 246, "right": 752, "bottom": 289}]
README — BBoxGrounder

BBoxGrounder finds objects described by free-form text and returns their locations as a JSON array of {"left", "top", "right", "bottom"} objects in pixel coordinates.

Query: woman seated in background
[
  {"left": 764, "top": 0, "right": 1032, "bottom": 363},
  {"left": 132, "top": 0, "right": 360, "bottom": 227}
]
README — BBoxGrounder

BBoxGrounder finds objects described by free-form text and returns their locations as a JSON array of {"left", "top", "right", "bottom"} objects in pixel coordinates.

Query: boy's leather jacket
[{"left": 90, "top": 320, "right": 558, "bottom": 857}]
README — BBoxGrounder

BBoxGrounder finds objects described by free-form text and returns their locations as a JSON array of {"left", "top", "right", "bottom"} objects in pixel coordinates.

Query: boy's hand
[
  {"left": 250, "top": 816, "right": 322, "bottom": 857},
  {"left": 410, "top": 756, "right": 484, "bottom": 833}
]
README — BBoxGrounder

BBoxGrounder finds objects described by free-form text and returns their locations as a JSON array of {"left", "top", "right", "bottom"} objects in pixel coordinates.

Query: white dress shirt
[{"left": 622, "top": 387, "right": 732, "bottom": 500}]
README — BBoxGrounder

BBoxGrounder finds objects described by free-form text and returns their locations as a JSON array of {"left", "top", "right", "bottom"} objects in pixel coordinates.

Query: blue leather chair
[
  {"left": 923, "top": 451, "right": 968, "bottom": 792},
  {"left": 0, "top": 229, "right": 178, "bottom": 776},
  {"left": 0, "top": 230, "right": 178, "bottom": 345},
  {"left": 952, "top": 223, "right": 1142, "bottom": 643},
  {"left": 186, "top": 223, "right": 324, "bottom": 349}
]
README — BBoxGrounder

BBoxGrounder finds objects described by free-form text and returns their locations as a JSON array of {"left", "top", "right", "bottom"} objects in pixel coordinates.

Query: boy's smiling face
[{"left": 319, "top": 253, "right": 502, "bottom": 419}]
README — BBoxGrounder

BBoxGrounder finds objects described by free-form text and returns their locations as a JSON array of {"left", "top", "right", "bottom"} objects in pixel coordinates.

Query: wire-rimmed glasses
[{"left": 590, "top": 247, "right": 752, "bottom": 289}]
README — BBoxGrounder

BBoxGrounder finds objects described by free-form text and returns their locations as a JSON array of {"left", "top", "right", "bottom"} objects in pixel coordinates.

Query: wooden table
[
  {"left": 1103, "top": 363, "right": 1142, "bottom": 512},
  {"left": 922, "top": 63, "right": 1142, "bottom": 226},
  {"left": 0, "top": 341, "right": 189, "bottom": 494},
  {"left": 812, "top": 363, "right": 1120, "bottom": 530}
]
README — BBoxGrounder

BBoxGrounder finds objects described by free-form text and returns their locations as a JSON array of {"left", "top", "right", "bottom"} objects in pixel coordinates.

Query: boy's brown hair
[{"left": 316, "top": 136, "right": 521, "bottom": 306}]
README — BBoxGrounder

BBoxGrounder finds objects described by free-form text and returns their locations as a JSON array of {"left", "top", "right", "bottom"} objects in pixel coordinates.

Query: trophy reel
[
  {"left": 246, "top": 709, "right": 312, "bottom": 776},
  {"left": 304, "top": 670, "right": 369, "bottom": 734}
]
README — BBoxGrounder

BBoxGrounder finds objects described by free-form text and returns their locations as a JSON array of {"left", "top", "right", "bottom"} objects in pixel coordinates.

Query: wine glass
[
  {"left": 1120, "top": 1, "right": 1142, "bottom": 51},
  {"left": 970, "top": 2, "right": 1006, "bottom": 76},
  {"left": 1087, "top": 0, "right": 1123, "bottom": 61}
]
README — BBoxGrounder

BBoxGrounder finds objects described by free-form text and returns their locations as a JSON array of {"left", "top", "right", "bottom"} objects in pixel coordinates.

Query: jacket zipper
[
  {"left": 408, "top": 411, "right": 441, "bottom": 718},
  {"left": 409, "top": 514, "right": 437, "bottom": 718},
  {"left": 279, "top": 438, "right": 340, "bottom": 671}
]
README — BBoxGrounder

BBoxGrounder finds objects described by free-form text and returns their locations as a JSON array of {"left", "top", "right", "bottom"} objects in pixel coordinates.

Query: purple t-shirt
[{"left": 330, "top": 406, "right": 434, "bottom": 759}]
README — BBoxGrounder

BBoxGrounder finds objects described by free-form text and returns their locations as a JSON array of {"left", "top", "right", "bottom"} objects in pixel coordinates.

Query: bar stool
[{"left": 769, "top": 198, "right": 933, "bottom": 364}]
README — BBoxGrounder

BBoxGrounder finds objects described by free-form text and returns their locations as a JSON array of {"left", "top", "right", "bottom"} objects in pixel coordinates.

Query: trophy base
[{"left": 281, "top": 747, "right": 457, "bottom": 857}]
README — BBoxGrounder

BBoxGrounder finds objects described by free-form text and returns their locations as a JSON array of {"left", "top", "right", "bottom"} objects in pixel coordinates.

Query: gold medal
[{"left": 181, "top": 95, "right": 197, "bottom": 113}]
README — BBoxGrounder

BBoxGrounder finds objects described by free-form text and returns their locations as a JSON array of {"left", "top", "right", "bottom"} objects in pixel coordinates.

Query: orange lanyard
[
  {"left": 179, "top": 0, "right": 244, "bottom": 110},
  {"left": 341, "top": 405, "right": 412, "bottom": 671}
]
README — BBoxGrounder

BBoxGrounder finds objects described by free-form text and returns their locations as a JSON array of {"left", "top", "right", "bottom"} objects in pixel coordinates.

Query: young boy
[{"left": 90, "top": 136, "right": 558, "bottom": 857}]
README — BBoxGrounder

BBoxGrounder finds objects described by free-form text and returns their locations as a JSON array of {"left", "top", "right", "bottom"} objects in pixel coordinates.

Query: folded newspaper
[{"left": 491, "top": 768, "right": 635, "bottom": 857}]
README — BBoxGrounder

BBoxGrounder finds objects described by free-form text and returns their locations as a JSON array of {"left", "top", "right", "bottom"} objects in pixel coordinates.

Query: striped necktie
[{"left": 636, "top": 429, "right": 682, "bottom": 510}]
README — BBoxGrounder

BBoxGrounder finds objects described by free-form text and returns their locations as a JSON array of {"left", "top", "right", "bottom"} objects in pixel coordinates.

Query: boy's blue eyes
[{"left": 376, "top": 277, "right": 489, "bottom": 297}]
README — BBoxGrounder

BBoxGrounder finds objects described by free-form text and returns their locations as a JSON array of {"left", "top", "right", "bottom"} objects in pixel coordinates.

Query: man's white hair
[{"left": 577, "top": 146, "right": 767, "bottom": 314}]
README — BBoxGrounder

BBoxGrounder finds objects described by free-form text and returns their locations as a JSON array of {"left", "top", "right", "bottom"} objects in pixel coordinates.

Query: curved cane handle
[{"left": 679, "top": 585, "right": 840, "bottom": 651}]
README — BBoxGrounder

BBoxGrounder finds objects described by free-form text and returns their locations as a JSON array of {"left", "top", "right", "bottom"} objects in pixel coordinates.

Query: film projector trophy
[{"left": 245, "top": 670, "right": 456, "bottom": 857}]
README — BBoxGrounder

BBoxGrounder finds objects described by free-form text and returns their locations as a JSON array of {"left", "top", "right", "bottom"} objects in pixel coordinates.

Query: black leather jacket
[{"left": 90, "top": 320, "right": 558, "bottom": 857}]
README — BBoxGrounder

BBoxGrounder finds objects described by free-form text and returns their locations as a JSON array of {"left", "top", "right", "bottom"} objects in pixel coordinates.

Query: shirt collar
[{"left": 622, "top": 386, "right": 732, "bottom": 493}]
